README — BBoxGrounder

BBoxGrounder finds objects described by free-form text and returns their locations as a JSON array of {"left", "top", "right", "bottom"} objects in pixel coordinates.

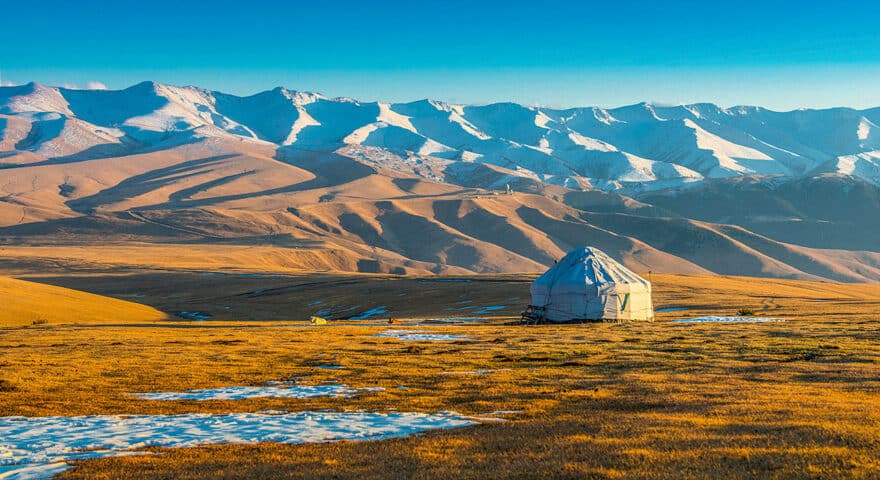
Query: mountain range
[{"left": 1, "top": 81, "right": 879, "bottom": 282}]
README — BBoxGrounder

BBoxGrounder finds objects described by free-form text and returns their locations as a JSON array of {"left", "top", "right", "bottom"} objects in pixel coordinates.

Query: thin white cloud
[
  {"left": 85, "top": 81, "right": 108, "bottom": 90},
  {"left": 0, "top": 80, "right": 15, "bottom": 87},
  {"left": 62, "top": 81, "right": 109, "bottom": 90}
]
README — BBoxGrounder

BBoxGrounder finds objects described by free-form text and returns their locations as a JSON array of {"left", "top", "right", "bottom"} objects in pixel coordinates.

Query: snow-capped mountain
[
  {"left": 3, "top": 81, "right": 880, "bottom": 189},
  {"left": 2, "top": 81, "right": 880, "bottom": 282}
]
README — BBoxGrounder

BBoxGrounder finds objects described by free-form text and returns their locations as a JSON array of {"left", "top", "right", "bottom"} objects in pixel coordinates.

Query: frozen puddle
[
  {"left": 673, "top": 316, "right": 784, "bottom": 324},
  {"left": 657, "top": 307, "right": 690, "bottom": 313},
  {"left": 176, "top": 311, "right": 212, "bottom": 321},
  {"left": 441, "top": 369, "right": 506, "bottom": 375},
  {"left": 375, "top": 329, "right": 469, "bottom": 341},
  {"left": 473, "top": 305, "right": 506, "bottom": 314},
  {"left": 1, "top": 461, "right": 79, "bottom": 480},
  {"left": 132, "top": 384, "right": 381, "bottom": 401},
  {"left": 0, "top": 411, "right": 478, "bottom": 479},
  {"left": 442, "top": 305, "right": 507, "bottom": 315},
  {"left": 420, "top": 317, "right": 484, "bottom": 324}
]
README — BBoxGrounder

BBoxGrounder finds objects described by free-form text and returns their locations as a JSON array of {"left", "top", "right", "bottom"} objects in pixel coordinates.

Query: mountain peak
[
  {"left": 2, "top": 80, "right": 880, "bottom": 189},
  {"left": 127, "top": 80, "right": 161, "bottom": 93}
]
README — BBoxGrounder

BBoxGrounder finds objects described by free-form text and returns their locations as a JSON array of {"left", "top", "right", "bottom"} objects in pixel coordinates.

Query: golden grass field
[{"left": 1, "top": 268, "right": 879, "bottom": 479}]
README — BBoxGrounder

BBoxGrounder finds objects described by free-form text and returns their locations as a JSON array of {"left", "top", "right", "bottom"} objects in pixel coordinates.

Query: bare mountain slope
[
  {"left": 639, "top": 174, "right": 880, "bottom": 251},
  {"left": 1, "top": 82, "right": 878, "bottom": 281}
]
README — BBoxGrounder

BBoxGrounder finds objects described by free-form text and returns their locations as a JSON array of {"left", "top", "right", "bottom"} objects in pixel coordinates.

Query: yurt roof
[{"left": 533, "top": 247, "right": 650, "bottom": 291}]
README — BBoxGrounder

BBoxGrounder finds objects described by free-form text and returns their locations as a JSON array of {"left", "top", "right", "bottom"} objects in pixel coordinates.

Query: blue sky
[{"left": 2, "top": 0, "right": 878, "bottom": 109}]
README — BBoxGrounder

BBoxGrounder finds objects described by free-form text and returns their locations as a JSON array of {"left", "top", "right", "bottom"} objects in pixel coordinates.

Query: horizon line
[{"left": 2, "top": 79, "right": 878, "bottom": 114}]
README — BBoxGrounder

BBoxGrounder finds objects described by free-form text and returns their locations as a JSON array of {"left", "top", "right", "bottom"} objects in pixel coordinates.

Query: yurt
[{"left": 527, "top": 247, "right": 654, "bottom": 322}]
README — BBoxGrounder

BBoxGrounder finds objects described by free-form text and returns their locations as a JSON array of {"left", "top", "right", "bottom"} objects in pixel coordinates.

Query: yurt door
[
  {"left": 602, "top": 295, "right": 620, "bottom": 319},
  {"left": 620, "top": 294, "right": 630, "bottom": 313}
]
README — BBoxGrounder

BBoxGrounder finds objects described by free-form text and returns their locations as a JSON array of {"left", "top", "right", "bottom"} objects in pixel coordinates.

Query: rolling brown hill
[
  {"left": 0, "top": 137, "right": 878, "bottom": 282},
  {"left": 0, "top": 274, "right": 166, "bottom": 326}
]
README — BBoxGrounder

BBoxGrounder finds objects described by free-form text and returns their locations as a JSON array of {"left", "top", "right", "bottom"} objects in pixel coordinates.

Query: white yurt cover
[{"left": 530, "top": 247, "right": 653, "bottom": 322}]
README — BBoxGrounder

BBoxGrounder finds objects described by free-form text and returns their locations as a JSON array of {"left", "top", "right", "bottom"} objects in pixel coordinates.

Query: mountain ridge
[
  {"left": 1, "top": 81, "right": 878, "bottom": 282},
  {"left": 3, "top": 81, "right": 880, "bottom": 190}
]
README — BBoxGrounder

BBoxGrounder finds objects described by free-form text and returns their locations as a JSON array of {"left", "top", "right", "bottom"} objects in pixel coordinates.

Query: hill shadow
[
  {"left": 132, "top": 148, "right": 377, "bottom": 210},
  {"left": 65, "top": 155, "right": 239, "bottom": 214}
]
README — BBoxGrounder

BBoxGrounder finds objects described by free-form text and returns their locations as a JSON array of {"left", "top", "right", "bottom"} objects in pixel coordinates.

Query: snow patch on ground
[
  {"left": 420, "top": 317, "right": 485, "bottom": 324},
  {"left": 567, "top": 132, "right": 618, "bottom": 152},
  {"left": 375, "top": 329, "right": 469, "bottom": 341},
  {"left": 684, "top": 119, "right": 780, "bottom": 175},
  {"left": 448, "top": 106, "right": 491, "bottom": 140},
  {"left": 283, "top": 106, "right": 320, "bottom": 145},
  {"left": 834, "top": 151, "right": 880, "bottom": 185},
  {"left": 0, "top": 411, "right": 478, "bottom": 479},
  {"left": 417, "top": 138, "right": 456, "bottom": 157},
  {"left": 460, "top": 150, "right": 482, "bottom": 162},
  {"left": 857, "top": 118, "right": 872, "bottom": 141},
  {"left": 0, "top": 462, "right": 72, "bottom": 480},
  {"left": 473, "top": 305, "right": 506, "bottom": 314},
  {"left": 534, "top": 111, "right": 554, "bottom": 129},
  {"left": 176, "top": 311, "right": 211, "bottom": 321},
  {"left": 132, "top": 383, "right": 382, "bottom": 401},
  {"left": 377, "top": 103, "right": 416, "bottom": 132},
  {"left": 672, "top": 316, "right": 784, "bottom": 323},
  {"left": 343, "top": 123, "right": 380, "bottom": 144}
]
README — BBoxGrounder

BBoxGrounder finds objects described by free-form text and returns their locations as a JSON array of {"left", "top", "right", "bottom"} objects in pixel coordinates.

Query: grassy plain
[{"left": 0, "top": 270, "right": 878, "bottom": 479}]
